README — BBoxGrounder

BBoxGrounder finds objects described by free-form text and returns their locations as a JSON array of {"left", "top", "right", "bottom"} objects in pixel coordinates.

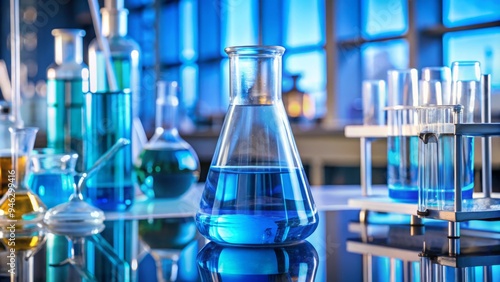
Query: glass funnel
[
  {"left": 0, "top": 127, "right": 46, "bottom": 225},
  {"left": 44, "top": 138, "right": 130, "bottom": 233},
  {"left": 195, "top": 46, "right": 319, "bottom": 246},
  {"left": 134, "top": 81, "right": 200, "bottom": 199}
]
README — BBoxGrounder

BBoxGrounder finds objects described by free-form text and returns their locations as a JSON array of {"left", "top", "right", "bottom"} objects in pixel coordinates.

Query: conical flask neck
[{"left": 226, "top": 46, "right": 285, "bottom": 105}]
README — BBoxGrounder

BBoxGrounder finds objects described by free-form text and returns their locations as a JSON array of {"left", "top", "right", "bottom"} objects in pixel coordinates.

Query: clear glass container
[
  {"left": 419, "top": 66, "right": 452, "bottom": 106},
  {"left": 84, "top": 89, "right": 133, "bottom": 211},
  {"left": 134, "top": 81, "right": 200, "bottom": 199},
  {"left": 46, "top": 29, "right": 89, "bottom": 172},
  {"left": 88, "top": 0, "right": 142, "bottom": 160},
  {"left": 386, "top": 69, "right": 420, "bottom": 202},
  {"left": 0, "top": 102, "right": 16, "bottom": 198},
  {"left": 0, "top": 127, "right": 46, "bottom": 224},
  {"left": 197, "top": 241, "right": 318, "bottom": 281},
  {"left": 195, "top": 46, "right": 319, "bottom": 246},
  {"left": 29, "top": 149, "right": 78, "bottom": 209}
]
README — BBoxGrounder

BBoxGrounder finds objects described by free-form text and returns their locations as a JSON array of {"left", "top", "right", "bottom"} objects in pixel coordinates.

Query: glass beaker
[
  {"left": 387, "top": 69, "right": 420, "bottom": 202},
  {"left": 0, "top": 127, "right": 46, "bottom": 224},
  {"left": 195, "top": 46, "right": 319, "bottom": 246},
  {"left": 197, "top": 241, "right": 318, "bottom": 281},
  {"left": 420, "top": 67, "right": 451, "bottom": 106},
  {"left": 417, "top": 105, "right": 475, "bottom": 211},
  {"left": 134, "top": 81, "right": 200, "bottom": 199},
  {"left": 362, "top": 80, "right": 386, "bottom": 125},
  {"left": 29, "top": 149, "right": 78, "bottom": 209}
]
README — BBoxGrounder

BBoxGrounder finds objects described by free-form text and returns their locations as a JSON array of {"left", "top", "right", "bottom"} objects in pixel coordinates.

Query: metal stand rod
[
  {"left": 481, "top": 74, "right": 492, "bottom": 198},
  {"left": 453, "top": 106, "right": 464, "bottom": 213},
  {"left": 448, "top": 221, "right": 460, "bottom": 256},
  {"left": 360, "top": 137, "right": 372, "bottom": 197}
]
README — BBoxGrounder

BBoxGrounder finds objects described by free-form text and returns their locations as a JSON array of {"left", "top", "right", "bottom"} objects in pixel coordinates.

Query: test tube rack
[
  {"left": 346, "top": 222, "right": 500, "bottom": 280},
  {"left": 344, "top": 74, "right": 500, "bottom": 256}
]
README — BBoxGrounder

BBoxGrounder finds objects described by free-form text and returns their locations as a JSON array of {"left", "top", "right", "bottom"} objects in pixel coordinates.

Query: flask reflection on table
[
  {"left": 138, "top": 216, "right": 199, "bottom": 282},
  {"left": 0, "top": 223, "right": 46, "bottom": 282},
  {"left": 197, "top": 240, "right": 318, "bottom": 281}
]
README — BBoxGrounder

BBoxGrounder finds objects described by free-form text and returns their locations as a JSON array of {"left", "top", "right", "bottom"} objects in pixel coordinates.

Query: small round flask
[
  {"left": 195, "top": 46, "right": 319, "bottom": 246},
  {"left": 134, "top": 81, "right": 200, "bottom": 199}
]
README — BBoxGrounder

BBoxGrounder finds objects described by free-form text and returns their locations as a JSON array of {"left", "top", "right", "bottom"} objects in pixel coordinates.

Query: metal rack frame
[{"left": 344, "top": 74, "right": 500, "bottom": 257}]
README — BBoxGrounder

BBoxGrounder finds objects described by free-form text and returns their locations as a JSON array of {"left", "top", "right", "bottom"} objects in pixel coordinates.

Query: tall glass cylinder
[
  {"left": 46, "top": 29, "right": 89, "bottom": 172},
  {"left": 84, "top": 90, "right": 133, "bottom": 211},
  {"left": 195, "top": 46, "right": 318, "bottom": 246},
  {"left": 387, "top": 69, "right": 419, "bottom": 202},
  {"left": 88, "top": 0, "right": 142, "bottom": 160},
  {"left": 420, "top": 66, "right": 451, "bottom": 106},
  {"left": 451, "top": 61, "right": 480, "bottom": 197}
]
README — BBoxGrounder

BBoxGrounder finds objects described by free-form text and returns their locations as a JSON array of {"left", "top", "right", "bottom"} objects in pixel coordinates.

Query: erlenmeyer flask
[
  {"left": 195, "top": 46, "right": 319, "bottom": 245},
  {"left": 0, "top": 127, "right": 46, "bottom": 224}
]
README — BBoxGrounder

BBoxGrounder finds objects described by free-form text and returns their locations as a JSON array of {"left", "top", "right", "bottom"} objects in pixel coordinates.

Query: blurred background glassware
[
  {"left": 0, "top": 127, "right": 46, "bottom": 224},
  {"left": 46, "top": 29, "right": 88, "bottom": 173},
  {"left": 282, "top": 74, "right": 315, "bottom": 123},
  {"left": 362, "top": 79, "right": 386, "bottom": 125},
  {"left": 197, "top": 241, "right": 318, "bottom": 282},
  {"left": 195, "top": 46, "right": 318, "bottom": 246},
  {"left": 420, "top": 66, "right": 451, "bottom": 106},
  {"left": 386, "top": 69, "right": 420, "bottom": 202},
  {"left": 138, "top": 216, "right": 199, "bottom": 281},
  {"left": 134, "top": 81, "right": 200, "bottom": 199},
  {"left": 0, "top": 102, "right": 16, "bottom": 198},
  {"left": 29, "top": 149, "right": 78, "bottom": 209}
]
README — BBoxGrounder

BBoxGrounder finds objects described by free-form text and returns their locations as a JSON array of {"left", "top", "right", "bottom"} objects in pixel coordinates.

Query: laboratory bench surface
[{"left": 2, "top": 185, "right": 500, "bottom": 281}]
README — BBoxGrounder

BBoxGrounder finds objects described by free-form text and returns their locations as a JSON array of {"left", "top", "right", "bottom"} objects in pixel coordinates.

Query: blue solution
[
  {"left": 196, "top": 166, "right": 318, "bottom": 246},
  {"left": 387, "top": 136, "right": 420, "bottom": 201},
  {"left": 29, "top": 171, "right": 74, "bottom": 209},
  {"left": 197, "top": 241, "right": 318, "bottom": 281},
  {"left": 420, "top": 135, "right": 474, "bottom": 207},
  {"left": 85, "top": 184, "right": 135, "bottom": 211}
]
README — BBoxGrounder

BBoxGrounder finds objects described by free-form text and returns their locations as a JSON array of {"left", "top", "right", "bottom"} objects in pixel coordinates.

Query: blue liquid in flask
[{"left": 196, "top": 166, "right": 318, "bottom": 246}]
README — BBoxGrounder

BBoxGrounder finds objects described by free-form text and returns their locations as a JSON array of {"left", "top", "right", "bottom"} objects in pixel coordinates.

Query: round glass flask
[{"left": 195, "top": 46, "right": 319, "bottom": 246}]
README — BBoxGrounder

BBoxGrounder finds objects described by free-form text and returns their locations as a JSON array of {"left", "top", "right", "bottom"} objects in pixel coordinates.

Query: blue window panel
[
  {"left": 362, "top": 0, "right": 408, "bottom": 39},
  {"left": 284, "top": 0, "right": 325, "bottom": 48},
  {"left": 198, "top": 63, "right": 223, "bottom": 119},
  {"left": 221, "top": 0, "right": 258, "bottom": 50},
  {"left": 181, "top": 64, "right": 198, "bottom": 112},
  {"left": 362, "top": 39, "right": 409, "bottom": 80},
  {"left": 125, "top": 0, "right": 154, "bottom": 9},
  {"left": 336, "top": 0, "right": 361, "bottom": 40},
  {"left": 262, "top": 0, "right": 283, "bottom": 45},
  {"left": 160, "top": 3, "right": 180, "bottom": 64},
  {"left": 199, "top": 0, "right": 221, "bottom": 60},
  {"left": 337, "top": 47, "right": 362, "bottom": 123},
  {"left": 285, "top": 50, "right": 326, "bottom": 117},
  {"left": 444, "top": 0, "right": 500, "bottom": 27},
  {"left": 444, "top": 27, "right": 500, "bottom": 89},
  {"left": 180, "top": 0, "right": 197, "bottom": 62}
]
